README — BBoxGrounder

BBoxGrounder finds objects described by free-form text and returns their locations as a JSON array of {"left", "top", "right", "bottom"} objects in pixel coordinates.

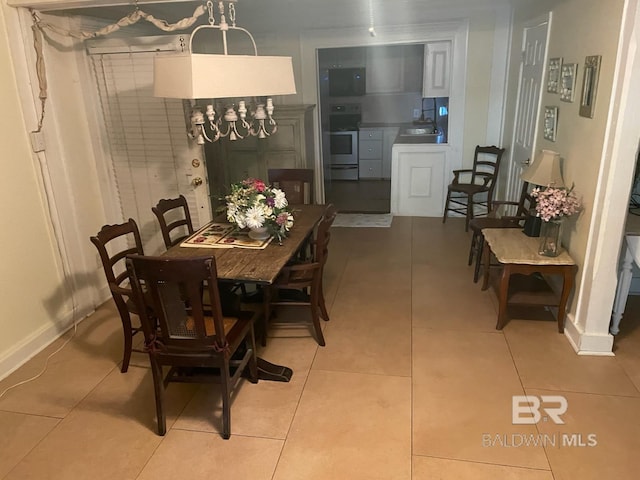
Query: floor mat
[{"left": 332, "top": 213, "right": 393, "bottom": 228}]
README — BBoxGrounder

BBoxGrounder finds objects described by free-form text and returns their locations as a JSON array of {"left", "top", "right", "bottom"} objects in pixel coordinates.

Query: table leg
[
  {"left": 611, "top": 245, "right": 634, "bottom": 335},
  {"left": 557, "top": 266, "right": 577, "bottom": 333},
  {"left": 496, "top": 264, "right": 511, "bottom": 330},
  {"left": 482, "top": 241, "right": 491, "bottom": 291}
]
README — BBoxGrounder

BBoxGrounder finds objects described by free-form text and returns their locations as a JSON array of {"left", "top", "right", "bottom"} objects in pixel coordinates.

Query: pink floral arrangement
[{"left": 531, "top": 185, "right": 582, "bottom": 222}]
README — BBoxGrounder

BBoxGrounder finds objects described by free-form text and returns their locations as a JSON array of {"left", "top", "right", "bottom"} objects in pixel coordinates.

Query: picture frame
[
  {"left": 543, "top": 106, "right": 558, "bottom": 142},
  {"left": 560, "top": 63, "right": 578, "bottom": 102},
  {"left": 579, "top": 55, "right": 602, "bottom": 118},
  {"left": 546, "top": 57, "right": 562, "bottom": 93}
]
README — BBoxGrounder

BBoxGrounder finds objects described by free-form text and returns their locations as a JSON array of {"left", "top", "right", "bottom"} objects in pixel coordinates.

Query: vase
[
  {"left": 248, "top": 226, "right": 270, "bottom": 241},
  {"left": 538, "top": 218, "right": 563, "bottom": 257}
]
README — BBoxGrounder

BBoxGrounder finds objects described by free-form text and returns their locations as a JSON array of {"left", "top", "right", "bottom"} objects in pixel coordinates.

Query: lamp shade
[
  {"left": 520, "top": 149, "right": 564, "bottom": 187},
  {"left": 153, "top": 53, "right": 297, "bottom": 99}
]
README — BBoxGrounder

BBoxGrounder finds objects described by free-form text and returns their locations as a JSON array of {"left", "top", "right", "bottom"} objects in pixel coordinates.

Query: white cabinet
[
  {"left": 423, "top": 41, "right": 451, "bottom": 97},
  {"left": 382, "top": 127, "right": 399, "bottom": 179},
  {"left": 391, "top": 144, "right": 447, "bottom": 216},
  {"left": 358, "top": 128, "right": 383, "bottom": 179},
  {"left": 366, "top": 44, "right": 424, "bottom": 94}
]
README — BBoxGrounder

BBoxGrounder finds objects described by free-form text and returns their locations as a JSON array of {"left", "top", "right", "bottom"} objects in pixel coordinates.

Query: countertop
[{"left": 393, "top": 134, "right": 447, "bottom": 145}]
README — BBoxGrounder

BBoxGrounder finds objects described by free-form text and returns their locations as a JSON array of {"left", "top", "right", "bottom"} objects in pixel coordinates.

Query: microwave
[{"left": 328, "top": 68, "right": 366, "bottom": 97}]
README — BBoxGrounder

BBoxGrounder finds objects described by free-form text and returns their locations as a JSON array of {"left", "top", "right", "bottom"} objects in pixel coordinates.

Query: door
[
  {"left": 86, "top": 36, "right": 211, "bottom": 255},
  {"left": 507, "top": 17, "right": 550, "bottom": 201}
]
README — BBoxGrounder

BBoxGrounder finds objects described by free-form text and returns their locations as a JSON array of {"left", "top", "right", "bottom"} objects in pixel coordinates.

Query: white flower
[
  {"left": 245, "top": 205, "right": 266, "bottom": 229},
  {"left": 273, "top": 188, "right": 288, "bottom": 209}
]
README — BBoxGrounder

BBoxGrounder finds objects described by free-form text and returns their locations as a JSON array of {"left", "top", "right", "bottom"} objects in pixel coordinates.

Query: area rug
[{"left": 332, "top": 213, "right": 393, "bottom": 228}]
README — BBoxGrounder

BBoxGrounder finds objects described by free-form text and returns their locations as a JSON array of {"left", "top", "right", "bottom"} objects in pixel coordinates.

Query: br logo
[{"left": 512, "top": 395, "right": 568, "bottom": 425}]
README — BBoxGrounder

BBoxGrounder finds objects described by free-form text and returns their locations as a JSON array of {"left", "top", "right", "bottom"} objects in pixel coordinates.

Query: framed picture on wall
[
  {"left": 543, "top": 106, "right": 558, "bottom": 141},
  {"left": 579, "top": 55, "right": 602, "bottom": 118},
  {"left": 560, "top": 63, "right": 578, "bottom": 102},
  {"left": 547, "top": 57, "right": 562, "bottom": 93}
]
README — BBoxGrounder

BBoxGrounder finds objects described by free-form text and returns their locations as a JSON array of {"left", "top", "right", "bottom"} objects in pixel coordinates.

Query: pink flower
[{"left": 531, "top": 185, "right": 582, "bottom": 222}]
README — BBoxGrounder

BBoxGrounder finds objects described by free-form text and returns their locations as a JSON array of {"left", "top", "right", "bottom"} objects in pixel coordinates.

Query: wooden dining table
[
  {"left": 163, "top": 203, "right": 326, "bottom": 285},
  {"left": 161, "top": 203, "right": 326, "bottom": 382}
]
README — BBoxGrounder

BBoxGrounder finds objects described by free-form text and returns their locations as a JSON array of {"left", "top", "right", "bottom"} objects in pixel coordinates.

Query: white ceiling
[{"left": 40, "top": 0, "right": 518, "bottom": 34}]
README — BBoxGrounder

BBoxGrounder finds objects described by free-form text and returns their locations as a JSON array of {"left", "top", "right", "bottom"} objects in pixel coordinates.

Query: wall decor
[
  {"left": 546, "top": 57, "right": 562, "bottom": 93},
  {"left": 560, "top": 63, "right": 578, "bottom": 102},
  {"left": 579, "top": 55, "right": 602, "bottom": 118},
  {"left": 543, "top": 106, "right": 558, "bottom": 141}
]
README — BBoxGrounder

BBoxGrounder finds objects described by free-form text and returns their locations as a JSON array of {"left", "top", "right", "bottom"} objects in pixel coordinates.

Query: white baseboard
[
  {"left": 0, "top": 305, "right": 94, "bottom": 381},
  {"left": 564, "top": 313, "right": 615, "bottom": 356}
]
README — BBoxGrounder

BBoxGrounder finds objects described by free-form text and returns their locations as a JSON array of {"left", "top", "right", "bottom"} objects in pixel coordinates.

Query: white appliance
[{"left": 329, "top": 104, "right": 361, "bottom": 181}]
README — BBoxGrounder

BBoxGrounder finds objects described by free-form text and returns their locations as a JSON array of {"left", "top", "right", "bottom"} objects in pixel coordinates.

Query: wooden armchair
[
  {"left": 262, "top": 204, "right": 337, "bottom": 346},
  {"left": 90, "top": 219, "right": 146, "bottom": 373},
  {"left": 126, "top": 254, "right": 258, "bottom": 439},
  {"left": 442, "top": 145, "right": 506, "bottom": 231},
  {"left": 468, "top": 182, "right": 535, "bottom": 282}
]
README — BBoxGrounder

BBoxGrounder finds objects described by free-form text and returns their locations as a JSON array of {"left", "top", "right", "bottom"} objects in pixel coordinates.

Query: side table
[{"left": 481, "top": 228, "right": 578, "bottom": 332}]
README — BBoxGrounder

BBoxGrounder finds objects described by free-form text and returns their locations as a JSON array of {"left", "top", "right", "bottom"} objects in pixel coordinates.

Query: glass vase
[{"left": 538, "top": 219, "right": 563, "bottom": 257}]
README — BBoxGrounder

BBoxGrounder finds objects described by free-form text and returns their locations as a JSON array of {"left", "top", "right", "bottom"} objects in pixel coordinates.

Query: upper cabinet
[
  {"left": 365, "top": 44, "right": 424, "bottom": 94},
  {"left": 319, "top": 47, "right": 366, "bottom": 69},
  {"left": 423, "top": 41, "right": 451, "bottom": 97}
]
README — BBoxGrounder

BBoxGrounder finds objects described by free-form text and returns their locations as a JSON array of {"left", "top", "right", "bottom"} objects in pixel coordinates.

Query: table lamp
[{"left": 520, "top": 149, "right": 564, "bottom": 237}]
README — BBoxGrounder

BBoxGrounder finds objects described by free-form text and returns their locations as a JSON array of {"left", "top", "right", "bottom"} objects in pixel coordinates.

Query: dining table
[{"left": 162, "top": 203, "right": 327, "bottom": 382}]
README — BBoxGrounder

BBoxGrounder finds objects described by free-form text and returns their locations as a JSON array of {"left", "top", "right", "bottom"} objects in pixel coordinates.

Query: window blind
[{"left": 89, "top": 48, "right": 197, "bottom": 255}]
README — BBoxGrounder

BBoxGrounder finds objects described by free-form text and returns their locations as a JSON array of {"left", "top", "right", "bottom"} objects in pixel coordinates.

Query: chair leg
[
  {"left": 468, "top": 232, "right": 478, "bottom": 266},
  {"left": 442, "top": 190, "right": 452, "bottom": 224},
  {"left": 318, "top": 279, "right": 330, "bottom": 322},
  {"left": 310, "top": 285, "right": 326, "bottom": 347},
  {"left": 221, "top": 358, "right": 232, "bottom": 440},
  {"left": 116, "top": 306, "right": 134, "bottom": 373},
  {"left": 150, "top": 360, "right": 166, "bottom": 436},
  {"left": 473, "top": 236, "right": 485, "bottom": 283},
  {"left": 465, "top": 195, "right": 474, "bottom": 232}
]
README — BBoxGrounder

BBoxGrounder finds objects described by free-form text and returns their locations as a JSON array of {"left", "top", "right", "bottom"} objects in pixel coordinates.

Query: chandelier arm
[{"left": 189, "top": 24, "right": 258, "bottom": 56}]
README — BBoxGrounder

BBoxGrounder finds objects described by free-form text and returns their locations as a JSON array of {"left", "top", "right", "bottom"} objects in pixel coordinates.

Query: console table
[{"left": 481, "top": 228, "right": 577, "bottom": 332}]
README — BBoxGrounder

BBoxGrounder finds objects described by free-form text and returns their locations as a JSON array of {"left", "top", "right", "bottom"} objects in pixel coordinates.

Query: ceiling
[{"left": 41, "top": 0, "right": 518, "bottom": 34}]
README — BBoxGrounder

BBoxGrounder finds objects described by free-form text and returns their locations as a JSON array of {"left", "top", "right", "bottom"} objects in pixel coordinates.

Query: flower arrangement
[
  {"left": 531, "top": 185, "right": 582, "bottom": 222},
  {"left": 225, "top": 178, "right": 294, "bottom": 241}
]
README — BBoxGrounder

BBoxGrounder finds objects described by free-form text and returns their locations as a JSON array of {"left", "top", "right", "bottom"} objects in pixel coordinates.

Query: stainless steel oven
[{"left": 329, "top": 104, "right": 361, "bottom": 181}]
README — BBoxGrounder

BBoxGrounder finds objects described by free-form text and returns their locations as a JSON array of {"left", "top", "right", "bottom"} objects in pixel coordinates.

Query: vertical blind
[{"left": 89, "top": 48, "right": 197, "bottom": 254}]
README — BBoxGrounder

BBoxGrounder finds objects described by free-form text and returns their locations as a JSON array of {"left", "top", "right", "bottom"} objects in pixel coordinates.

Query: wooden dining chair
[
  {"left": 442, "top": 145, "right": 506, "bottom": 231},
  {"left": 468, "top": 181, "right": 535, "bottom": 282},
  {"left": 267, "top": 168, "right": 314, "bottom": 205},
  {"left": 126, "top": 254, "right": 258, "bottom": 439},
  {"left": 152, "top": 195, "right": 194, "bottom": 249},
  {"left": 90, "top": 219, "right": 147, "bottom": 373},
  {"left": 262, "top": 204, "right": 337, "bottom": 346}
]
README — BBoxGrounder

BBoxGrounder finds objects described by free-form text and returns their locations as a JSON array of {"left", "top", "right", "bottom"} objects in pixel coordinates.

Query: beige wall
[
  {"left": 0, "top": 5, "right": 66, "bottom": 369},
  {"left": 504, "top": 0, "right": 625, "bottom": 330}
]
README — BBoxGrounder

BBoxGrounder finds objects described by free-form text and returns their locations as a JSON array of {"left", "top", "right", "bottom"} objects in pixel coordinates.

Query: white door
[
  {"left": 87, "top": 36, "right": 211, "bottom": 255},
  {"left": 507, "top": 17, "right": 550, "bottom": 200}
]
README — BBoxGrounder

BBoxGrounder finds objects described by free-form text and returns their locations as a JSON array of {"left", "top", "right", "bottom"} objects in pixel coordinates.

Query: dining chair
[
  {"left": 267, "top": 168, "right": 314, "bottom": 205},
  {"left": 468, "top": 181, "right": 535, "bottom": 282},
  {"left": 126, "top": 254, "right": 258, "bottom": 439},
  {"left": 90, "top": 219, "right": 147, "bottom": 373},
  {"left": 262, "top": 204, "right": 337, "bottom": 346},
  {"left": 442, "top": 145, "right": 506, "bottom": 231},
  {"left": 152, "top": 195, "right": 194, "bottom": 249}
]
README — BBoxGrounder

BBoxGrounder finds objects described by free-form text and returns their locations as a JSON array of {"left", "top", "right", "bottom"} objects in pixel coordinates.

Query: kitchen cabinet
[
  {"left": 423, "top": 41, "right": 451, "bottom": 97},
  {"left": 358, "top": 128, "right": 383, "bottom": 179},
  {"left": 391, "top": 144, "right": 447, "bottom": 216},
  {"left": 319, "top": 47, "right": 366, "bottom": 69},
  {"left": 216, "top": 104, "right": 316, "bottom": 185},
  {"left": 365, "top": 44, "right": 424, "bottom": 94},
  {"left": 381, "top": 127, "right": 399, "bottom": 179}
]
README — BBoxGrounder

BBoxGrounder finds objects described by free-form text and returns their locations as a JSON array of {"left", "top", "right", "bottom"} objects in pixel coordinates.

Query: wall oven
[{"left": 329, "top": 104, "right": 361, "bottom": 181}]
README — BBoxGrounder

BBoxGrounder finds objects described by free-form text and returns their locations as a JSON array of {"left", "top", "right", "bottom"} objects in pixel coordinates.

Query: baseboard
[
  {"left": 564, "top": 313, "right": 615, "bottom": 356},
  {"left": 0, "top": 305, "right": 93, "bottom": 381}
]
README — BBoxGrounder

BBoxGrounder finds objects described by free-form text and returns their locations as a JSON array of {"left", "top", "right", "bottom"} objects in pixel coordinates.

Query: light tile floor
[{"left": 1, "top": 217, "right": 640, "bottom": 479}]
